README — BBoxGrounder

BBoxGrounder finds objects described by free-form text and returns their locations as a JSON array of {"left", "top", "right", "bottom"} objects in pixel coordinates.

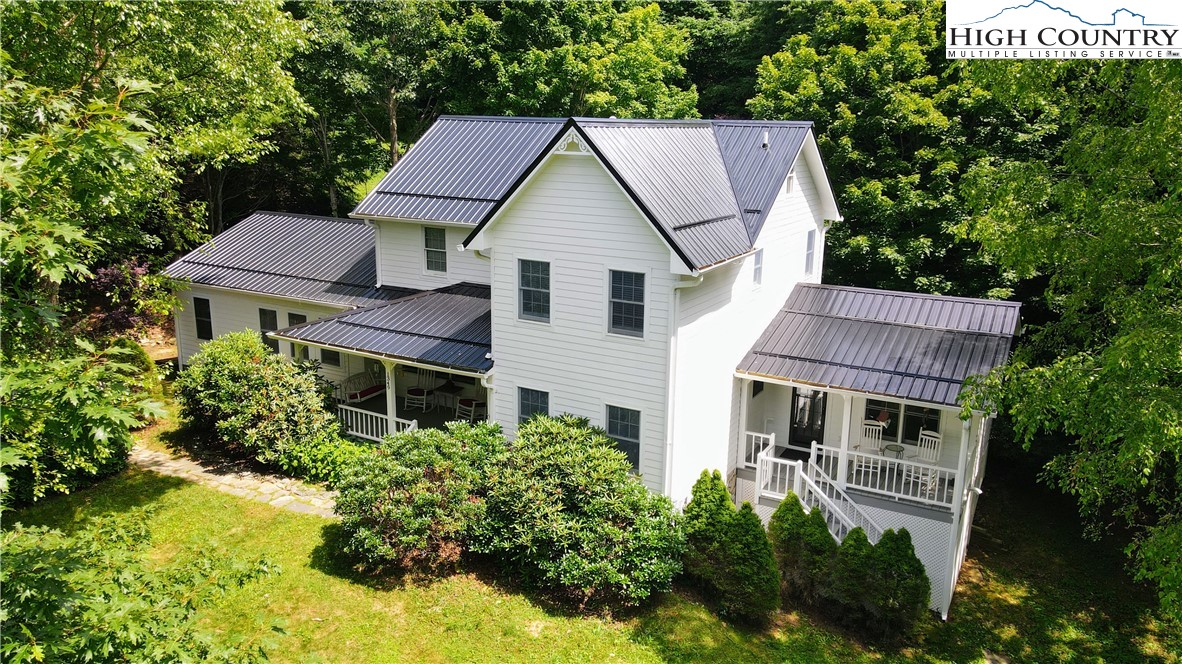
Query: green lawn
[{"left": 9, "top": 418, "right": 1179, "bottom": 662}]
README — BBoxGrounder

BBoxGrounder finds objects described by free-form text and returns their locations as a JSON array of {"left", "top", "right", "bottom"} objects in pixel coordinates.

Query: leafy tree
[
  {"left": 683, "top": 469, "right": 734, "bottom": 589},
  {"left": 767, "top": 492, "right": 811, "bottom": 599},
  {"left": 1, "top": 508, "right": 278, "bottom": 663},
  {"left": 827, "top": 527, "right": 874, "bottom": 628},
  {"left": 799, "top": 507, "right": 839, "bottom": 605},
  {"left": 959, "top": 60, "right": 1182, "bottom": 618},
  {"left": 431, "top": 2, "right": 698, "bottom": 119},
  {"left": 747, "top": 0, "right": 1032, "bottom": 297},
  {"left": 474, "top": 414, "right": 684, "bottom": 611},
  {"left": 335, "top": 422, "right": 505, "bottom": 570},
  {"left": 866, "top": 528, "right": 930, "bottom": 638}
]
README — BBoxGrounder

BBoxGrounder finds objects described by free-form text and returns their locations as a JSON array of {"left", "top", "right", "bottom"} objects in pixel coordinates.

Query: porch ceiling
[
  {"left": 738, "top": 283, "right": 1020, "bottom": 406},
  {"left": 271, "top": 283, "right": 492, "bottom": 374}
]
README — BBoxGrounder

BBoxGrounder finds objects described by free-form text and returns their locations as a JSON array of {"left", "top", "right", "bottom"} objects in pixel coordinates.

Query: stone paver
[{"left": 128, "top": 445, "right": 337, "bottom": 518}]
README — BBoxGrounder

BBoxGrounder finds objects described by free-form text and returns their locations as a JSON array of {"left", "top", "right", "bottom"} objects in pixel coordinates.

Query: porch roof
[
  {"left": 737, "top": 283, "right": 1020, "bottom": 406},
  {"left": 270, "top": 283, "right": 492, "bottom": 374}
]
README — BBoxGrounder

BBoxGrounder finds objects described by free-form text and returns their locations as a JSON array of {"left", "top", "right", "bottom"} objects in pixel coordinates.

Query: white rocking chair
[
  {"left": 904, "top": 429, "right": 943, "bottom": 498},
  {"left": 851, "top": 420, "right": 886, "bottom": 482},
  {"left": 404, "top": 368, "right": 441, "bottom": 413}
]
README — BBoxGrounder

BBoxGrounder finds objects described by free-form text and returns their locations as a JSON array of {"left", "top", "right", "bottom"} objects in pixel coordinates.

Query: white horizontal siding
[
  {"left": 174, "top": 287, "right": 351, "bottom": 386},
  {"left": 486, "top": 153, "right": 674, "bottom": 492},
  {"left": 376, "top": 220, "right": 489, "bottom": 289},
  {"left": 669, "top": 156, "right": 829, "bottom": 504}
]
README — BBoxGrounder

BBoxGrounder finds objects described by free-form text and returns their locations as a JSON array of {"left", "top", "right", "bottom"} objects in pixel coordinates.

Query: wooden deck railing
[
  {"left": 812, "top": 444, "right": 957, "bottom": 509},
  {"left": 755, "top": 448, "right": 882, "bottom": 544},
  {"left": 335, "top": 404, "right": 418, "bottom": 442},
  {"left": 743, "top": 431, "right": 775, "bottom": 469}
]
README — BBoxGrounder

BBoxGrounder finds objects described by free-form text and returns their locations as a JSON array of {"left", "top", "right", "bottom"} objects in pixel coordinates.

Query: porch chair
[
  {"left": 904, "top": 429, "right": 943, "bottom": 498},
  {"left": 456, "top": 398, "right": 487, "bottom": 422},
  {"left": 404, "top": 368, "right": 441, "bottom": 413},
  {"left": 850, "top": 420, "right": 886, "bottom": 483}
]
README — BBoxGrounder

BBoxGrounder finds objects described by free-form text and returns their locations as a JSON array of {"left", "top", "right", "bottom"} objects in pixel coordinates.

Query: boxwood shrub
[{"left": 473, "top": 415, "right": 685, "bottom": 611}]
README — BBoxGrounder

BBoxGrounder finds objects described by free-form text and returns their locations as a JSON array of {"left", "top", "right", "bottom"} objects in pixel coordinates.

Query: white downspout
[{"left": 663, "top": 273, "right": 704, "bottom": 501}]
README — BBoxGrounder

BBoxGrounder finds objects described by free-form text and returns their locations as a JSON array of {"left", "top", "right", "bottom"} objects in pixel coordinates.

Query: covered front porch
[
  {"left": 738, "top": 379, "right": 972, "bottom": 510},
  {"left": 269, "top": 283, "right": 494, "bottom": 442}
]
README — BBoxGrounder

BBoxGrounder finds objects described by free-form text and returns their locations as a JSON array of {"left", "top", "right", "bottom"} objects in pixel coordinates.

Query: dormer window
[
  {"left": 424, "top": 227, "right": 447, "bottom": 273},
  {"left": 785, "top": 169, "right": 796, "bottom": 194}
]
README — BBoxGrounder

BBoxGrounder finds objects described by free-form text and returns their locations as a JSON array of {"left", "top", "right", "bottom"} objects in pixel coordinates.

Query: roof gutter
[
  {"left": 695, "top": 248, "right": 756, "bottom": 274},
  {"left": 732, "top": 369, "right": 984, "bottom": 416}
]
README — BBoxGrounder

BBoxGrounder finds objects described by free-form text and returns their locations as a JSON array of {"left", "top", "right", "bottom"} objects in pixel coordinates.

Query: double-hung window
[
  {"left": 518, "top": 387, "right": 549, "bottom": 424},
  {"left": 753, "top": 248, "right": 764, "bottom": 286},
  {"left": 519, "top": 259, "right": 550, "bottom": 322},
  {"left": 259, "top": 308, "right": 279, "bottom": 352},
  {"left": 194, "top": 297, "right": 213, "bottom": 341},
  {"left": 287, "top": 313, "right": 308, "bottom": 359},
  {"left": 424, "top": 227, "right": 447, "bottom": 273},
  {"left": 609, "top": 270, "right": 645, "bottom": 336},
  {"left": 606, "top": 405, "right": 641, "bottom": 469},
  {"left": 804, "top": 229, "right": 817, "bottom": 276}
]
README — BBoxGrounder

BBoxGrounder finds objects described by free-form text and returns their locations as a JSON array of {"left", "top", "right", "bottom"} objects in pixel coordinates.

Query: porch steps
[{"left": 754, "top": 448, "right": 884, "bottom": 545}]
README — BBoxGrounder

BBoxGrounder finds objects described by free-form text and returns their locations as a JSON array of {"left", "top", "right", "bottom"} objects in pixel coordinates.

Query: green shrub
[
  {"left": 800, "top": 507, "right": 839, "bottom": 604},
  {"left": 175, "top": 331, "right": 364, "bottom": 484},
  {"left": 768, "top": 492, "right": 810, "bottom": 599},
  {"left": 866, "top": 528, "right": 931, "bottom": 638},
  {"left": 683, "top": 469, "right": 734, "bottom": 591},
  {"left": 1, "top": 340, "right": 163, "bottom": 504},
  {"left": 335, "top": 422, "right": 504, "bottom": 570},
  {"left": 827, "top": 527, "right": 875, "bottom": 627},
  {"left": 474, "top": 415, "right": 685, "bottom": 611},
  {"left": 1, "top": 508, "right": 277, "bottom": 663},
  {"left": 720, "top": 503, "right": 781, "bottom": 625}
]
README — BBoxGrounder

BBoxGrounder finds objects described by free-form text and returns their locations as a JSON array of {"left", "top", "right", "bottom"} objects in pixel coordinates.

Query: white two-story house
[{"left": 167, "top": 116, "right": 1019, "bottom": 618}]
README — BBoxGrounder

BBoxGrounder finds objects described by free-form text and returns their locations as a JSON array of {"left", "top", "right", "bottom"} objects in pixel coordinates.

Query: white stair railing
[
  {"left": 393, "top": 417, "right": 418, "bottom": 432},
  {"left": 755, "top": 447, "right": 884, "bottom": 544},
  {"left": 743, "top": 431, "right": 775, "bottom": 468},
  {"left": 806, "top": 443, "right": 883, "bottom": 543}
]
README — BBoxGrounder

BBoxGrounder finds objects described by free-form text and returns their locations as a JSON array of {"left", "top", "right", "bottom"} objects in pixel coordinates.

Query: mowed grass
[{"left": 10, "top": 415, "right": 1180, "bottom": 662}]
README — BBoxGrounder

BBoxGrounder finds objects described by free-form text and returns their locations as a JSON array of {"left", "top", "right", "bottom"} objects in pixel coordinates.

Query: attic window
[{"left": 785, "top": 169, "right": 796, "bottom": 194}]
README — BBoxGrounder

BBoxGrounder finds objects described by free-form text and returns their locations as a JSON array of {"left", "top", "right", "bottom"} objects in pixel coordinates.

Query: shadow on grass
[
  {"left": 8, "top": 469, "right": 188, "bottom": 533},
  {"left": 916, "top": 466, "right": 1180, "bottom": 664}
]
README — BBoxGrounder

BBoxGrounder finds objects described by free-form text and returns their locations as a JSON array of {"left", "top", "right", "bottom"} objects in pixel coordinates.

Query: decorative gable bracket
[{"left": 553, "top": 127, "right": 592, "bottom": 154}]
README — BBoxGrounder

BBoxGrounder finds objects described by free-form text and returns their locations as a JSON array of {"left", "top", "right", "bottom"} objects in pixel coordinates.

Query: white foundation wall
[
  {"left": 174, "top": 287, "right": 351, "bottom": 386},
  {"left": 670, "top": 161, "right": 828, "bottom": 506},
  {"left": 483, "top": 152, "right": 677, "bottom": 492},
  {"left": 374, "top": 220, "right": 489, "bottom": 289}
]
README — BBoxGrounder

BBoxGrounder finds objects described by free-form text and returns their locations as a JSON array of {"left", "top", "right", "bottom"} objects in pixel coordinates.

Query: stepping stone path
[{"left": 129, "top": 445, "right": 337, "bottom": 518}]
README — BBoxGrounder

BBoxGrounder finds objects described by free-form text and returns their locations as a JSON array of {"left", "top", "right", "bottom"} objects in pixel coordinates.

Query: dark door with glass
[{"left": 790, "top": 388, "right": 826, "bottom": 447}]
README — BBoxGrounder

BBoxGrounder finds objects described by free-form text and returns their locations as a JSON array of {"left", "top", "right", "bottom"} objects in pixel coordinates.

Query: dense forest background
[{"left": 2, "top": 1, "right": 1179, "bottom": 618}]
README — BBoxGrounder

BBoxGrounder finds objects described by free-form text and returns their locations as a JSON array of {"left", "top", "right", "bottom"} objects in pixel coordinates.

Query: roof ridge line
[
  {"left": 173, "top": 258, "right": 375, "bottom": 291},
  {"left": 325, "top": 319, "right": 489, "bottom": 347},
  {"left": 781, "top": 306, "right": 1016, "bottom": 338},
  {"left": 799, "top": 282, "right": 1021, "bottom": 306}
]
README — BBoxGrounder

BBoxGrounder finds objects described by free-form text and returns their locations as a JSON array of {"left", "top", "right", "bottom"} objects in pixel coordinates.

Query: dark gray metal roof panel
[
  {"left": 713, "top": 122, "right": 811, "bottom": 239},
  {"left": 353, "top": 116, "right": 566, "bottom": 221},
  {"left": 737, "top": 283, "right": 1020, "bottom": 406},
  {"left": 273, "top": 283, "right": 492, "bottom": 373},
  {"left": 165, "top": 211, "right": 415, "bottom": 307}
]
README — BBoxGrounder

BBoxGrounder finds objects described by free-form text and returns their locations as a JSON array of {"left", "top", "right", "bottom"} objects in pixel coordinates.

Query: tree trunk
[
  {"left": 205, "top": 168, "right": 227, "bottom": 234},
  {"left": 388, "top": 93, "right": 401, "bottom": 165},
  {"left": 315, "top": 114, "right": 339, "bottom": 216}
]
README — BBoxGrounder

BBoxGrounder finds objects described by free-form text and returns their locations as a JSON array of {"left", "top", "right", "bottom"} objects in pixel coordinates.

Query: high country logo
[{"left": 945, "top": 0, "right": 1182, "bottom": 59}]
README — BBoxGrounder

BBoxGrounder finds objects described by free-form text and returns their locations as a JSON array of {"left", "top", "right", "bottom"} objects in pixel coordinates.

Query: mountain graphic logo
[{"left": 961, "top": 1, "right": 1172, "bottom": 27}]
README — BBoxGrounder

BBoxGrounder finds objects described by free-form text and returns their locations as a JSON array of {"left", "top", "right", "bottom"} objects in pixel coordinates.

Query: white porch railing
[
  {"left": 335, "top": 404, "right": 418, "bottom": 442},
  {"left": 813, "top": 443, "right": 957, "bottom": 509},
  {"left": 743, "top": 431, "right": 775, "bottom": 468},
  {"left": 755, "top": 448, "right": 882, "bottom": 544}
]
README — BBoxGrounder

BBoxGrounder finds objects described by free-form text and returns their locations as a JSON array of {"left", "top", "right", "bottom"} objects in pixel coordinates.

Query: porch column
[
  {"left": 836, "top": 392, "right": 852, "bottom": 490},
  {"left": 737, "top": 378, "right": 750, "bottom": 468},
  {"left": 382, "top": 360, "right": 397, "bottom": 430}
]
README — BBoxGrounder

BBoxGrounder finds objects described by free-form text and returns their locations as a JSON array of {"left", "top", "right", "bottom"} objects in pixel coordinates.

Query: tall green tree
[
  {"left": 431, "top": 2, "right": 698, "bottom": 119},
  {"left": 747, "top": 0, "right": 1036, "bottom": 297},
  {"left": 960, "top": 61, "right": 1182, "bottom": 619}
]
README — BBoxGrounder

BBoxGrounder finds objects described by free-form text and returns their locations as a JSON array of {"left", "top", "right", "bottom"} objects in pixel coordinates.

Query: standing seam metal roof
[
  {"left": 351, "top": 116, "right": 826, "bottom": 270},
  {"left": 164, "top": 211, "right": 419, "bottom": 307},
  {"left": 737, "top": 283, "right": 1021, "bottom": 407},
  {"left": 270, "top": 283, "right": 492, "bottom": 373}
]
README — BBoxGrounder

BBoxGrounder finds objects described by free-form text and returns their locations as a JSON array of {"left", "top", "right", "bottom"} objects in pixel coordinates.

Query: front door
[{"left": 790, "top": 387, "right": 826, "bottom": 447}]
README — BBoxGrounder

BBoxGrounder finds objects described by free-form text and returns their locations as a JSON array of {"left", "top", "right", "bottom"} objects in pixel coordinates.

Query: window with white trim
[
  {"left": 194, "top": 297, "right": 213, "bottom": 340},
  {"left": 865, "top": 399, "right": 941, "bottom": 444},
  {"left": 258, "top": 308, "right": 279, "bottom": 352},
  {"left": 785, "top": 169, "right": 796, "bottom": 194},
  {"left": 753, "top": 248, "right": 764, "bottom": 286},
  {"left": 518, "top": 387, "right": 549, "bottom": 424},
  {"left": 609, "top": 270, "right": 645, "bottom": 336},
  {"left": 518, "top": 259, "right": 550, "bottom": 322},
  {"left": 287, "top": 313, "right": 308, "bottom": 359},
  {"left": 424, "top": 227, "right": 447, "bottom": 273},
  {"left": 804, "top": 229, "right": 816, "bottom": 276},
  {"left": 606, "top": 405, "right": 641, "bottom": 469}
]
